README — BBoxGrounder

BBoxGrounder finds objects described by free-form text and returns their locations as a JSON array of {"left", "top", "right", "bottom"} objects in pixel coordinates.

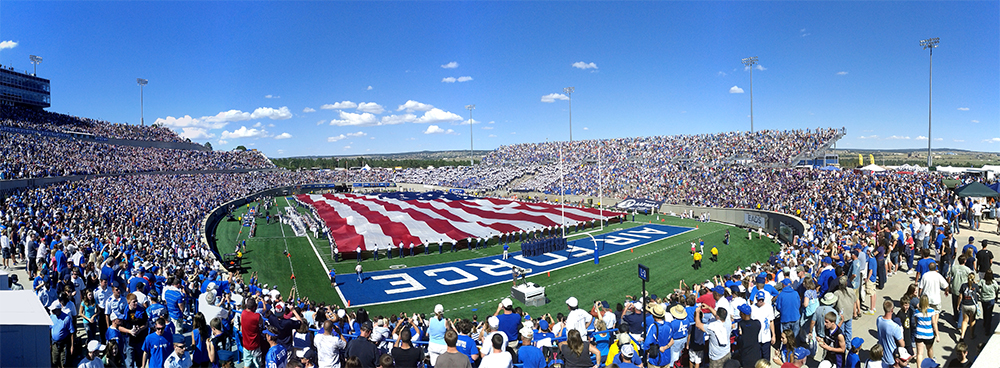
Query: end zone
[{"left": 336, "top": 224, "right": 694, "bottom": 306}]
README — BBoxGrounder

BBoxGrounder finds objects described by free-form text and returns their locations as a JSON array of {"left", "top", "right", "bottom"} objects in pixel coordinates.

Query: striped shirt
[{"left": 914, "top": 308, "right": 936, "bottom": 340}]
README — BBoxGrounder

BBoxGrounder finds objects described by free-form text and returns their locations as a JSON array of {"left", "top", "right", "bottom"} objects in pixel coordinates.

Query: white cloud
[
  {"left": 329, "top": 111, "right": 379, "bottom": 127},
  {"left": 442, "top": 76, "right": 473, "bottom": 83},
  {"left": 267, "top": 123, "right": 274, "bottom": 127},
  {"left": 954, "top": 139, "right": 965, "bottom": 142},
  {"left": 984, "top": 138, "right": 1000, "bottom": 143},
  {"left": 837, "top": 71, "right": 848, "bottom": 75},
  {"left": 397, "top": 100, "right": 434, "bottom": 112},
  {"left": 482, "top": 126, "right": 494, "bottom": 130},
  {"left": 460, "top": 118, "right": 481, "bottom": 125},
  {"left": 441, "top": 61, "right": 459, "bottom": 69},
  {"left": 442, "top": 77, "right": 457, "bottom": 83},
  {"left": 934, "top": 138, "right": 943, "bottom": 141},
  {"left": 321, "top": 101, "right": 358, "bottom": 110},
  {"left": 858, "top": 135, "right": 878, "bottom": 140},
  {"left": 343, "top": 146, "right": 351, "bottom": 150},
  {"left": 572, "top": 61, "right": 598, "bottom": 70},
  {"left": 367, "top": 85, "right": 373, "bottom": 90},
  {"left": 155, "top": 109, "right": 252, "bottom": 131},
  {"left": 801, "top": 33, "right": 811, "bottom": 37},
  {"left": 356, "top": 102, "right": 385, "bottom": 114},
  {"left": 303, "top": 107, "right": 316, "bottom": 113},
  {"left": 583, "top": 127, "right": 589, "bottom": 130},
  {"left": 958, "top": 107, "right": 970, "bottom": 111},
  {"left": 276, "top": 149, "right": 284, "bottom": 154},
  {"left": 274, "top": 132, "right": 292, "bottom": 140},
  {"left": 380, "top": 114, "right": 417, "bottom": 125},
  {"left": 972, "top": 120, "right": 980, "bottom": 123},
  {"left": 424, "top": 125, "right": 455, "bottom": 135},
  {"left": 327, "top": 132, "right": 365, "bottom": 142},
  {"left": 221, "top": 126, "right": 267, "bottom": 139},
  {"left": 316, "top": 120, "right": 326, "bottom": 125},
  {"left": 729, "top": 86, "right": 744, "bottom": 94},
  {"left": 756, "top": 65, "right": 766, "bottom": 71},
  {"left": 202, "top": 110, "right": 252, "bottom": 125},
  {"left": 218, "top": 139, "right": 228, "bottom": 145},
  {"left": 488, "top": 134, "right": 497, "bottom": 138},
  {"left": 0, "top": 40, "right": 18, "bottom": 50},
  {"left": 541, "top": 93, "right": 570, "bottom": 102},
  {"left": 915, "top": 136, "right": 927, "bottom": 140},
  {"left": 264, "top": 94, "right": 279, "bottom": 99},
  {"left": 886, "top": 135, "right": 910, "bottom": 140},
  {"left": 717, "top": 71, "right": 727, "bottom": 77},
  {"left": 414, "top": 108, "right": 463, "bottom": 124},
  {"left": 178, "top": 127, "right": 215, "bottom": 140},
  {"left": 250, "top": 106, "right": 292, "bottom": 120},
  {"left": 252, "top": 122, "right": 263, "bottom": 128},
  {"left": 457, "top": 76, "right": 473, "bottom": 82}
]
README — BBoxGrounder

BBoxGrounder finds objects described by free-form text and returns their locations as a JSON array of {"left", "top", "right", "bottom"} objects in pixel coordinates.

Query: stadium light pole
[
  {"left": 29, "top": 55, "right": 42, "bottom": 76},
  {"left": 599, "top": 139, "right": 603, "bottom": 231},
  {"left": 561, "top": 87, "right": 574, "bottom": 238},
  {"left": 466, "top": 104, "right": 475, "bottom": 166},
  {"left": 137, "top": 78, "right": 149, "bottom": 126},
  {"left": 741, "top": 56, "right": 758, "bottom": 132},
  {"left": 920, "top": 37, "right": 939, "bottom": 168}
]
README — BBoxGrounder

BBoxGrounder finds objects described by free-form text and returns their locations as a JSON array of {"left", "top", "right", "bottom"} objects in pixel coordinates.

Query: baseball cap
[
  {"left": 566, "top": 297, "right": 578, "bottom": 308},
  {"left": 755, "top": 291, "right": 766, "bottom": 300},
  {"left": 755, "top": 274, "right": 766, "bottom": 284},
  {"left": 488, "top": 316, "right": 500, "bottom": 328},
  {"left": 519, "top": 326, "right": 534, "bottom": 339},
  {"left": 538, "top": 320, "right": 549, "bottom": 331},
  {"left": 970, "top": 236, "right": 975, "bottom": 242},
  {"left": 737, "top": 304, "right": 752, "bottom": 316},
  {"left": 49, "top": 301, "right": 62, "bottom": 310},
  {"left": 823, "top": 256, "right": 833, "bottom": 264},
  {"left": 600, "top": 300, "right": 610, "bottom": 309},
  {"left": 921, "top": 358, "right": 940, "bottom": 368},
  {"left": 434, "top": 304, "right": 444, "bottom": 314},
  {"left": 896, "top": 347, "right": 912, "bottom": 361},
  {"left": 360, "top": 321, "right": 373, "bottom": 332},
  {"left": 794, "top": 347, "right": 810, "bottom": 360},
  {"left": 851, "top": 337, "right": 864, "bottom": 349},
  {"left": 781, "top": 279, "right": 791, "bottom": 286},
  {"left": 262, "top": 329, "right": 278, "bottom": 337},
  {"left": 712, "top": 286, "right": 725, "bottom": 295},
  {"left": 501, "top": 298, "right": 513, "bottom": 308},
  {"left": 620, "top": 344, "right": 635, "bottom": 357},
  {"left": 87, "top": 340, "right": 106, "bottom": 352}
]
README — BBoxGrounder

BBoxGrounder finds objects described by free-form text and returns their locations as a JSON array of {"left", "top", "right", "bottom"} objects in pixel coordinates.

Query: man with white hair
[{"left": 480, "top": 316, "right": 507, "bottom": 356}]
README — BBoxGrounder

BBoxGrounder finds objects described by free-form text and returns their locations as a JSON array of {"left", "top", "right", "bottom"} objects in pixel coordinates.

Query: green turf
[{"left": 216, "top": 198, "right": 780, "bottom": 320}]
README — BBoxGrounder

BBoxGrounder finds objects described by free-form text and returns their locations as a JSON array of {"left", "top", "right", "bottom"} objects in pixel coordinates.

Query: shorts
[
  {"left": 864, "top": 278, "right": 876, "bottom": 295},
  {"left": 689, "top": 346, "right": 704, "bottom": 364},
  {"left": 961, "top": 304, "right": 977, "bottom": 317},
  {"left": 915, "top": 337, "right": 934, "bottom": 347},
  {"left": 1, "top": 248, "right": 9, "bottom": 259}
]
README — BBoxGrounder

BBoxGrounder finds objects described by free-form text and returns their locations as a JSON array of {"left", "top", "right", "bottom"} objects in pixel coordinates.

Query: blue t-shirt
[
  {"left": 50, "top": 312, "right": 75, "bottom": 342},
  {"left": 496, "top": 313, "right": 521, "bottom": 341},
  {"left": 867, "top": 258, "right": 877, "bottom": 282},
  {"left": 142, "top": 333, "right": 171, "bottom": 368},
  {"left": 642, "top": 320, "right": 673, "bottom": 367},
  {"left": 876, "top": 317, "right": 902, "bottom": 367},
  {"left": 266, "top": 344, "right": 288, "bottom": 368},
  {"left": 192, "top": 332, "right": 210, "bottom": 364},
  {"left": 846, "top": 352, "right": 860, "bottom": 368},
  {"left": 517, "top": 345, "right": 546, "bottom": 368},
  {"left": 776, "top": 288, "right": 801, "bottom": 323},
  {"left": 670, "top": 318, "right": 689, "bottom": 340},
  {"left": 456, "top": 335, "right": 479, "bottom": 364},
  {"left": 163, "top": 288, "right": 186, "bottom": 320}
]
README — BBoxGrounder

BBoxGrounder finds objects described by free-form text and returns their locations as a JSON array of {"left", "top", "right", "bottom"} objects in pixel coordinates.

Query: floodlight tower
[
  {"left": 920, "top": 37, "right": 939, "bottom": 168},
  {"left": 29, "top": 55, "right": 42, "bottom": 76},
  {"left": 741, "top": 56, "right": 758, "bottom": 132},
  {"left": 564, "top": 87, "right": 575, "bottom": 143},
  {"left": 466, "top": 104, "right": 475, "bottom": 166},
  {"left": 137, "top": 78, "right": 148, "bottom": 126},
  {"left": 561, "top": 87, "right": 574, "bottom": 237}
]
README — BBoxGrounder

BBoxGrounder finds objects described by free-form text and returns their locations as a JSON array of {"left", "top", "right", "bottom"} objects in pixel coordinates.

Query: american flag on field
[{"left": 296, "top": 191, "right": 623, "bottom": 252}]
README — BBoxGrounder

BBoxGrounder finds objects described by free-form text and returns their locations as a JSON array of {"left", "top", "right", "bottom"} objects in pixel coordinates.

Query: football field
[{"left": 215, "top": 196, "right": 780, "bottom": 319}]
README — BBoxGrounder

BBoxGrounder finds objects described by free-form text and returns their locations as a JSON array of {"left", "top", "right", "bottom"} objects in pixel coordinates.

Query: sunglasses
[{"left": 155, "top": 326, "right": 165, "bottom": 331}]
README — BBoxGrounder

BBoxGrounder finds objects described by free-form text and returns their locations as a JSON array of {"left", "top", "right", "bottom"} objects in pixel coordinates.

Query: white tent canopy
[{"left": 860, "top": 164, "right": 886, "bottom": 172}]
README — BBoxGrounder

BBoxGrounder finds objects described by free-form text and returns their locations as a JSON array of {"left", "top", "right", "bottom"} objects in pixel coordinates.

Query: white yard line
[{"left": 283, "top": 197, "right": 348, "bottom": 306}]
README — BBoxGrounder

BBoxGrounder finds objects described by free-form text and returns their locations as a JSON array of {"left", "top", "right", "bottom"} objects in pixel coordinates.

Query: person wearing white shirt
[
  {"left": 314, "top": 320, "right": 347, "bottom": 368},
  {"left": 164, "top": 336, "right": 192, "bottom": 368},
  {"left": 78, "top": 341, "right": 106, "bottom": 368},
  {"left": 917, "top": 262, "right": 949, "bottom": 309},
  {"left": 564, "top": 297, "right": 592, "bottom": 339},
  {"left": 750, "top": 293, "right": 776, "bottom": 361}
]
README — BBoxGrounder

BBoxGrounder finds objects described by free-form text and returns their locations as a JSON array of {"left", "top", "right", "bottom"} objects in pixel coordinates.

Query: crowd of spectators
[
  {"left": 2, "top": 105, "right": 185, "bottom": 143},
  {"left": 8, "top": 122, "right": 995, "bottom": 368},
  {"left": 0, "top": 132, "right": 275, "bottom": 180}
]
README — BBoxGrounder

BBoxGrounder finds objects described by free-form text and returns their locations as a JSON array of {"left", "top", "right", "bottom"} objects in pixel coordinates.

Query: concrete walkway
[{"left": 798, "top": 219, "right": 1000, "bottom": 368}]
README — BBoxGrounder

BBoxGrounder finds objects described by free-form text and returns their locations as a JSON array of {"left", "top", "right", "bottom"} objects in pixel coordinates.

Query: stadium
[{"left": 2, "top": 2, "right": 999, "bottom": 368}]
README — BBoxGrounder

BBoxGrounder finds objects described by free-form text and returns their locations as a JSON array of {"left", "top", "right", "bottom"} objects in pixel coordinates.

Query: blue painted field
[{"left": 338, "top": 224, "right": 694, "bottom": 306}]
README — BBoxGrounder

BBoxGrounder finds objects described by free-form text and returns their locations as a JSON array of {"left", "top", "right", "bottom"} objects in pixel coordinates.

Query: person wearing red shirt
[{"left": 240, "top": 297, "right": 265, "bottom": 368}]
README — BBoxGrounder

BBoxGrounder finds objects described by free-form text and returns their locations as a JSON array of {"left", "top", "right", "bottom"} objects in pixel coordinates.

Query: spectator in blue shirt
[
  {"left": 776, "top": 279, "right": 802, "bottom": 338},
  {"left": 143, "top": 318, "right": 171, "bottom": 368},
  {"left": 516, "top": 327, "right": 546, "bottom": 368},
  {"left": 49, "top": 301, "right": 75, "bottom": 368},
  {"left": 642, "top": 303, "right": 674, "bottom": 367}
]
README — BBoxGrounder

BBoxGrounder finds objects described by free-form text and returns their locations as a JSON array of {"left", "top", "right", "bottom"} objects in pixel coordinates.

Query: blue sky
[{"left": 1, "top": 1, "right": 997, "bottom": 157}]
